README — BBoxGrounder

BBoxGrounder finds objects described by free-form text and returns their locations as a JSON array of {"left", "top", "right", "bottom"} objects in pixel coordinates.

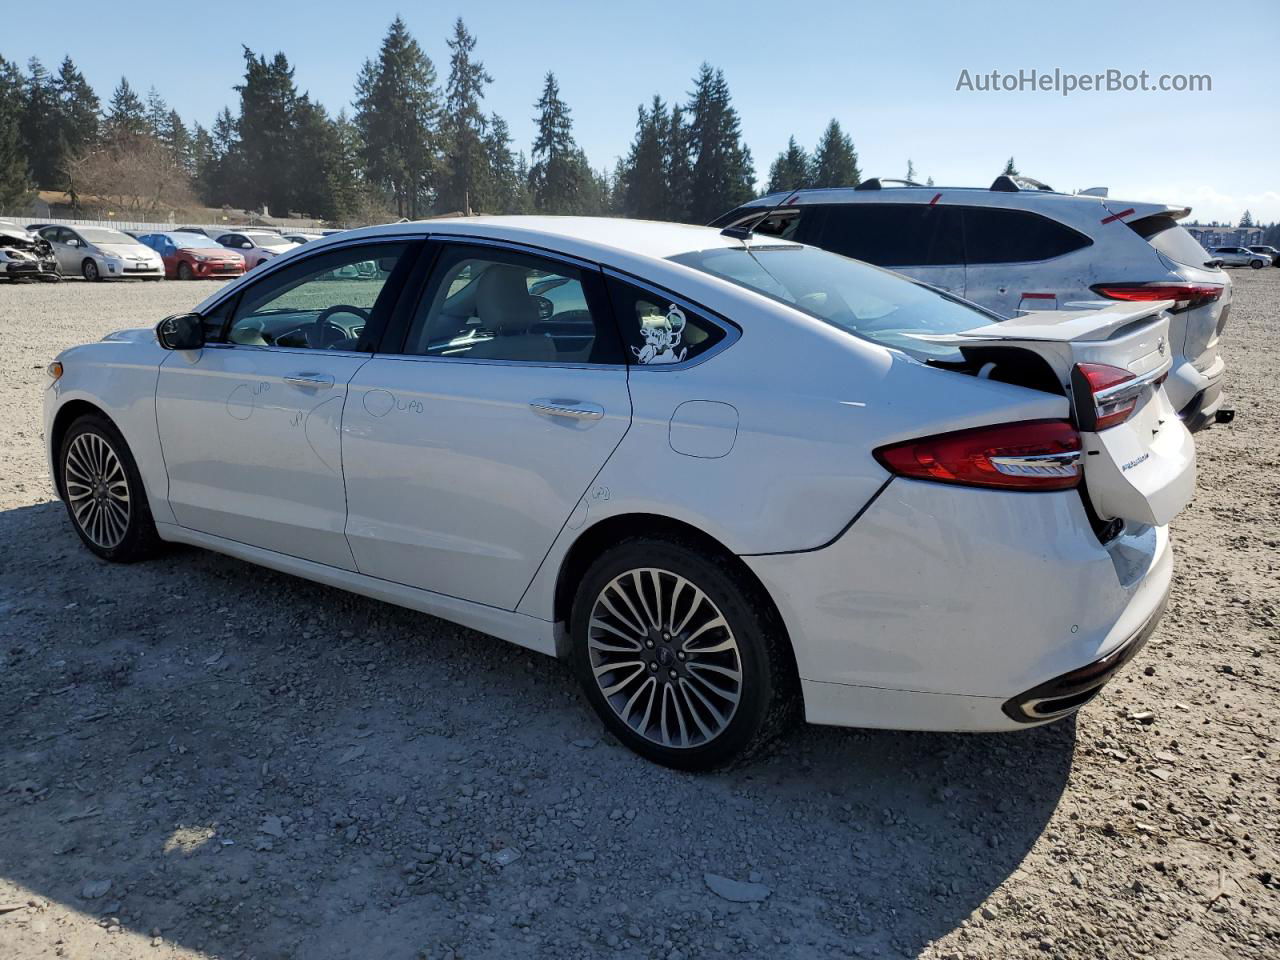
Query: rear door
[
  {"left": 923, "top": 302, "right": 1194, "bottom": 526},
  {"left": 813, "top": 202, "right": 966, "bottom": 296},
  {"left": 341, "top": 239, "right": 632, "bottom": 610}
]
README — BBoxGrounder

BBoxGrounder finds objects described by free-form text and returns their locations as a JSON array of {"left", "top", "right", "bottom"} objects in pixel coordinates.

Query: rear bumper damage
[{"left": 745, "top": 478, "right": 1173, "bottom": 733}]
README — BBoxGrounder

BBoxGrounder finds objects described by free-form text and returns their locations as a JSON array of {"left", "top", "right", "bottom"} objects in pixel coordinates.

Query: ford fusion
[{"left": 43, "top": 218, "right": 1194, "bottom": 769}]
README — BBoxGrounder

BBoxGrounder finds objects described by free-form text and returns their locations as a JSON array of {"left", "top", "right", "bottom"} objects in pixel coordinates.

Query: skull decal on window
[{"left": 633, "top": 303, "right": 688, "bottom": 365}]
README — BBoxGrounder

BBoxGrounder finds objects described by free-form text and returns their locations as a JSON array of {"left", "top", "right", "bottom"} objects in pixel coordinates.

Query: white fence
[{"left": 3, "top": 214, "right": 329, "bottom": 235}]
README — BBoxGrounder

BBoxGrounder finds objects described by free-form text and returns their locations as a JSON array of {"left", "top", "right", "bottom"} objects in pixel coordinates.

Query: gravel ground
[{"left": 1, "top": 272, "right": 1276, "bottom": 960}]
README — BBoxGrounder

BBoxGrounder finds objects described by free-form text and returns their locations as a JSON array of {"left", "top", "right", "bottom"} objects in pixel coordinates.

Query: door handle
[
  {"left": 529, "top": 399, "right": 605, "bottom": 421},
  {"left": 284, "top": 373, "right": 335, "bottom": 390}
]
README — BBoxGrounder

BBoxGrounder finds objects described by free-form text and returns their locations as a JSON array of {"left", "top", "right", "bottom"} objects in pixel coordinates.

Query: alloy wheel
[
  {"left": 587, "top": 567, "right": 743, "bottom": 748},
  {"left": 64, "top": 432, "right": 131, "bottom": 549},
  {"left": 82, "top": 260, "right": 99, "bottom": 281}
]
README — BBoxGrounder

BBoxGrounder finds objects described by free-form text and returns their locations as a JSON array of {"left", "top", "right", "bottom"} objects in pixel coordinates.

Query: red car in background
[{"left": 137, "top": 232, "right": 246, "bottom": 280}]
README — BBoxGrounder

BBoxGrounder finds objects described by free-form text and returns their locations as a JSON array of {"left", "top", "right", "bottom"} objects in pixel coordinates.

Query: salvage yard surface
[{"left": 1, "top": 273, "right": 1276, "bottom": 960}]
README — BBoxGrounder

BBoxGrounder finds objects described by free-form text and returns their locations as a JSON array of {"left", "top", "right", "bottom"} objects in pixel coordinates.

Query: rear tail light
[
  {"left": 1072, "top": 362, "right": 1139, "bottom": 430},
  {"left": 874, "top": 420, "right": 1081, "bottom": 491},
  {"left": 1091, "top": 281, "right": 1224, "bottom": 312}
]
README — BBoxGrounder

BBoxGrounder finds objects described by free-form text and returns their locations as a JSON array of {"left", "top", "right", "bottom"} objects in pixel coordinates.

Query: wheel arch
[
  {"left": 552, "top": 512, "right": 799, "bottom": 681},
  {"left": 49, "top": 399, "right": 114, "bottom": 497}
]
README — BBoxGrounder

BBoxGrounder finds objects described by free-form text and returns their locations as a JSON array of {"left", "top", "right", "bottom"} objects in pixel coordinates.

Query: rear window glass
[
  {"left": 814, "top": 203, "right": 963, "bottom": 267},
  {"left": 962, "top": 208, "right": 1091, "bottom": 264},
  {"left": 670, "top": 243, "right": 993, "bottom": 362},
  {"left": 1128, "top": 215, "right": 1216, "bottom": 268}
]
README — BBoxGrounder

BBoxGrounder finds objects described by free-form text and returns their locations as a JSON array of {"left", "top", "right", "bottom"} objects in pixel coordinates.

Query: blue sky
[{"left": 5, "top": 0, "right": 1277, "bottom": 222}]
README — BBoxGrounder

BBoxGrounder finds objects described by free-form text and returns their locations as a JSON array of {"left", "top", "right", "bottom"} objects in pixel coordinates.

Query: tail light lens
[
  {"left": 1072, "top": 362, "right": 1139, "bottom": 430},
  {"left": 1091, "top": 281, "right": 1224, "bottom": 312},
  {"left": 874, "top": 420, "right": 1081, "bottom": 491}
]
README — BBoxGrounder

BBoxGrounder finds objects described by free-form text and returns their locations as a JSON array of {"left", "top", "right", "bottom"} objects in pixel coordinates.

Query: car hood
[
  {"left": 190, "top": 247, "right": 243, "bottom": 258},
  {"left": 98, "top": 242, "right": 160, "bottom": 258},
  {"left": 101, "top": 328, "right": 155, "bottom": 343}
]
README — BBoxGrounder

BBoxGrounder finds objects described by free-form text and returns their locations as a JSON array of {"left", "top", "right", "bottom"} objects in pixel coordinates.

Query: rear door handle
[
  {"left": 529, "top": 398, "right": 605, "bottom": 421},
  {"left": 284, "top": 373, "right": 335, "bottom": 390}
]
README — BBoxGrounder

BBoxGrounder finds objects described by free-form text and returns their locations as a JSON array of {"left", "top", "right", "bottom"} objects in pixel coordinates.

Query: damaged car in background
[{"left": 0, "top": 222, "right": 61, "bottom": 282}]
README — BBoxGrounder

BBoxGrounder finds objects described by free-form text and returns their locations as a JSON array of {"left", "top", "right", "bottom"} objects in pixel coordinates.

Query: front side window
[
  {"left": 961, "top": 207, "right": 1092, "bottom": 264},
  {"left": 670, "top": 243, "right": 993, "bottom": 362},
  {"left": 815, "top": 203, "right": 963, "bottom": 267},
  {"left": 224, "top": 242, "right": 409, "bottom": 350},
  {"left": 606, "top": 277, "right": 726, "bottom": 366},
  {"left": 404, "top": 245, "right": 622, "bottom": 364}
]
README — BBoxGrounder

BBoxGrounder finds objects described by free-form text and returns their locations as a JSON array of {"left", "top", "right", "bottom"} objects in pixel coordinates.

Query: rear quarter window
[{"left": 961, "top": 207, "right": 1092, "bottom": 264}]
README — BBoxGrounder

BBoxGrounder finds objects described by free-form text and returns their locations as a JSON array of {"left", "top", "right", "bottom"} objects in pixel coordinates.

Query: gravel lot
[{"left": 1, "top": 272, "right": 1276, "bottom": 960}]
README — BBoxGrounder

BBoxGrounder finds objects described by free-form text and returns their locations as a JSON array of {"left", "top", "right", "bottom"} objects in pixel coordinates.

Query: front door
[
  {"left": 155, "top": 239, "right": 414, "bottom": 569},
  {"left": 343, "top": 241, "right": 632, "bottom": 609}
]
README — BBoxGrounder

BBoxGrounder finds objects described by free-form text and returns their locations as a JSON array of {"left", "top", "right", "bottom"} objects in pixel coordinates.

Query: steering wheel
[{"left": 312, "top": 304, "right": 370, "bottom": 348}]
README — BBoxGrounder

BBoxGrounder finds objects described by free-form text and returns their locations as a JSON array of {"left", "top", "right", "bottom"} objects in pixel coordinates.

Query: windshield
[
  {"left": 246, "top": 233, "right": 292, "bottom": 248},
  {"left": 79, "top": 228, "right": 134, "bottom": 245},
  {"left": 669, "top": 243, "right": 994, "bottom": 361},
  {"left": 169, "top": 234, "right": 218, "bottom": 249}
]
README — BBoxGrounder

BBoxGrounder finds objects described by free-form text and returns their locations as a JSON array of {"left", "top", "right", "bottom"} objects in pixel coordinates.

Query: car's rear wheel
[
  {"left": 58, "top": 415, "right": 161, "bottom": 562},
  {"left": 177, "top": 262, "right": 193, "bottom": 281},
  {"left": 570, "top": 537, "right": 796, "bottom": 770},
  {"left": 81, "top": 259, "right": 100, "bottom": 282}
]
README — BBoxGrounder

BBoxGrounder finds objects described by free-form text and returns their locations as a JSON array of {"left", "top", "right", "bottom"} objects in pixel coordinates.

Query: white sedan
[
  {"left": 42, "top": 217, "right": 1194, "bottom": 768},
  {"left": 213, "top": 230, "right": 300, "bottom": 270},
  {"left": 38, "top": 225, "right": 165, "bottom": 281}
]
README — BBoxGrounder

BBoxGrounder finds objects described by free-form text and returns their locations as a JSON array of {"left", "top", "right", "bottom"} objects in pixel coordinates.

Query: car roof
[{"left": 312, "top": 216, "right": 788, "bottom": 265}]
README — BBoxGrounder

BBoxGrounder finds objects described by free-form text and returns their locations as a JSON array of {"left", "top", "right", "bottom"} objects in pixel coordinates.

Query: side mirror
[{"left": 157, "top": 313, "right": 205, "bottom": 350}]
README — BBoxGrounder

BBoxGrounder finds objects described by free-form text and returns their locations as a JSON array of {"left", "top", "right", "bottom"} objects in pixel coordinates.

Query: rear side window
[
  {"left": 606, "top": 277, "right": 727, "bottom": 367},
  {"left": 961, "top": 208, "right": 1092, "bottom": 264},
  {"left": 713, "top": 206, "right": 822, "bottom": 244},
  {"left": 813, "top": 204, "right": 963, "bottom": 267}
]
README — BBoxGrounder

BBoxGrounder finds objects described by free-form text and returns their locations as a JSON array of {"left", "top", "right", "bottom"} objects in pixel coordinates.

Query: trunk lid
[{"left": 915, "top": 302, "right": 1195, "bottom": 527}]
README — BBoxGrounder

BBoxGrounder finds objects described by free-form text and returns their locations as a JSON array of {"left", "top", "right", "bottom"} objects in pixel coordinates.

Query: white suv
[{"left": 712, "top": 176, "right": 1232, "bottom": 431}]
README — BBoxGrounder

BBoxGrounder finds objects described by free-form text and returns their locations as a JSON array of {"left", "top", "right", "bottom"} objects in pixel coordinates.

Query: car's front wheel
[
  {"left": 177, "top": 262, "right": 193, "bottom": 281},
  {"left": 58, "top": 415, "right": 161, "bottom": 562},
  {"left": 570, "top": 537, "right": 796, "bottom": 770},
  {"left": 81, "top": 259, "right": 100, "bottom": 282},
  {"left": 1250, "top": 259, "right": 1264, "bottom": 269}
]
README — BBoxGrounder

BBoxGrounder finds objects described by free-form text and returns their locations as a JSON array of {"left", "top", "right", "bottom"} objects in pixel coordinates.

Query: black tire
[
  {"left": 177, "top": 262, "right": 193, "bottom": 281},
  {"left": 58, "top": 414, "right": 162, "bottom": 563},
  {"left": 81, "top": 258, "right": 100, "bottom": 282},
  {"left": 570, "top": 536, "right": 797, "bottom": 771},
  {"left": 1250, "top": 259, "right": 1264, "bottom": 270}
]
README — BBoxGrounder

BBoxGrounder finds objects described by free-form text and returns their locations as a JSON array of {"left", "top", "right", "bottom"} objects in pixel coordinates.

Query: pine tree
[
  {"left": 620, "top": 96, "right": 669, "bottom": 218},
  {"left": 353, "top": 17, "right": 442, "bottom": 219},
  {"left": 236, "top": 48, "right": 299, "bottom": 214},
  {"left": 20, "top": 59, "right": 60, "bottom": 187},
  {"left": 198, "top": 106, "right": 240, "bottom": 206},
  {"left": 290, "top": 95, "right": 344, "bottom": 220},
  {"left": 810, "top": 119, "right": 860, "bottom": 188},
  {"left": 144, "top": 87, "right": 170, "bottom": 139},
  {"left": 440, "top": 18, "right": 493, "bottom": 213},
  {"left": 685, "top": 64, "right": 754, "bottom": 223},
  {"left": 166, "top": 110, "right": 192, "bottom": 174},
  {"left": 1240, "top": 209, "right": 1254, "bottom": 228},
  {"left": 0, "top": 56, "right": 31, "bottom": 211},
  {"left": 484, "top": 113, "right": 522, "bottom": 214},
  {"left": 1002, "top": 156, "right": 1018, "bottom": 176},
  {"left": 766, "top": 136, "right": 811, "bottom": 194},
  {"left": 54, "top": 57, "right": 99, "bottom": 169},
  {"left": 328, "top": 110, "right": 368, "bottom": 224},
  {"left": 104, "top": 77, "right": 147, "bottom": 140},
  {"left": 529, "top": 72, "right": 585, "bottom": 214},
  {"left": 665, "top": 105, "right": 693, "bottom": 222}
]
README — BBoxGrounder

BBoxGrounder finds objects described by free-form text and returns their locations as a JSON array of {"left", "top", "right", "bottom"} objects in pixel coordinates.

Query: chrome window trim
[
  {"left": 368, "top": 353, "right": 626, "bottom": 372},
  {"left": 601, "top": 267, "right": 741, "bottom": 372}
]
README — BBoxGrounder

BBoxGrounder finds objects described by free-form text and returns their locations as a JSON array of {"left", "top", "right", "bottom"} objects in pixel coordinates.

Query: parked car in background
[
  {"left": 1211, "top": 246, "right": 1268, "bottom": 269},
  {"left": 282, "top": 232, "right": 324, "bottom": 245},
  {"left": 1246, "top": 245, "right": 1278, "bottom": 266},
  {"left": 713, "top": 176, "right": 1233, "bottom": 432},
  {"left": 213, "top": 230, "right": 299, "bottom": 269},
  {"left": 37, "top": 225, "right": 164, "bottom": 281},
  {"left": 1, "top": 221, "right": 61, "bottom": 282},
  {"left": 44, "top": 217, "right": 1193, "bottom": 768},
  {"left": 138, "top": 232, "right": 247, "bottom": 281}
]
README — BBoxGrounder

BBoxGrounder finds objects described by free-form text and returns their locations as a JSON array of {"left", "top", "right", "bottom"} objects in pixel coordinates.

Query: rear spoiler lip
[{"left": 911, "top": 300, "right": 1175, "bottom": 345}]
